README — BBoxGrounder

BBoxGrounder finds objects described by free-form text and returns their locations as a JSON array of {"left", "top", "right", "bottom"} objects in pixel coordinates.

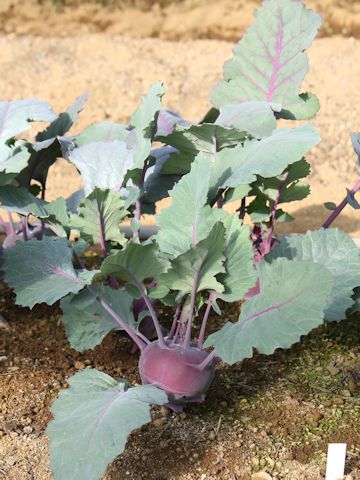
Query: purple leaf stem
[
  {"left": 89, "top": 286, "right": 146, "bottom": 351},
  {"left": 264, "top": 173, "right": 288, "bottom": 255},
  {"left": 322, "top": 178, "right": 360, "bottom": 228},
  {"left": 168, "top": 304, "right": 182, "bottom": 339},
  {"left": 198, "top": 291, "right": 217, "bottom": 348},
  {"left": 182, "top": 271, "right": 200, "bottom": 348}
]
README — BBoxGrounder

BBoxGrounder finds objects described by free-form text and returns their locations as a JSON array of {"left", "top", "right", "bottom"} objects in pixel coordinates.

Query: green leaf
[
  {"left": 216, "top": 101, "right": 281, "bottom": 139},
  {"left": 130, "top": 82, "right": 165, "bottom": 137},
  {"left": 217, "top": 212, "right": 257, "bottom": 302},
  {"left": 205, "top": 258, "right": 334, "bottom": 365},
  {"left": 210, "top": 124, "right": 320, "bottom": 192},
  {"left": 70, "top": 188, "right": 128, "bottom": 247},
  {"left": 0, "top": 143, "right": 31, "bottom": 184},
  {"left": 267, "top": 229, "right": 360, "bottom": 320},
  {"left": 157, "top": 153, "right": 220, "bottom": 258},
  {"left": 212, "top": 0, "right": 322, "bottom": 120},
  {"left": 156, "top": 223, "right": 226, "bottom": 297},
  {"left": 278, "top": 92, "right": 320, "bottom": 120},
  {"left": 46, "top": 369, "right": 167, "bottom": 480},
  {"left": 69, "top": 141, "right": 134, "bottom": 195},
  {"left": 128, "top": 82, "right": 165, "bottom": 169},
  {"left": 61, "top": 286, "right": 135, "bottom": 352},
  {"left": 324, "top": 202, "right": 337, "bottom": 211},
  {"left": 101, "top": 241, "right": 167, "bottom": 285},
  {"left": 3, "top": 237, "right": 94, "bottom": 308},
  {"left": 0, "top": 99, "right": 56, "bottom": 142},
  {"left": 159, "top": 123, "right": 246, "bottom": 176},
  {"left": 75, "top": 121, "right": 129, "bottom": 147}
]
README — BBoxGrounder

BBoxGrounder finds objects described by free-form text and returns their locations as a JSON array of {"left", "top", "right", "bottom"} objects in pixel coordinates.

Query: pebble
[
  {"left": 332, "top": 396, "right": 344, "bottom": 406},
  {"left": 23, "top": 426, "right": 33, "bottom": 434},
  {"left": 153, "top": 418, "right": 166, "bottom": 428},
  {"left": 251, "top": 472, "right": 272, "bottom": 480},
  {"left": 74, "top": 361, "right": 85, "bottom": 370},
  {"left": 208, "top": 431, "right": 216, "bottom": 441}
]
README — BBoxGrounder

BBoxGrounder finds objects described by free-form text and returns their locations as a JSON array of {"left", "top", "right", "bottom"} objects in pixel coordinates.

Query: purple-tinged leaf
[
  {"left": 212, "top": 0, "right": 322, "bottom": 119},
  {"left": 46, "top": 369, "right": 167, "bottom": 480},
  {"left": 205, "top": 258, "right": 334, "bottom": 364},
  {"left": 155, "top": 110, "right": 190, "bottom": 137}
]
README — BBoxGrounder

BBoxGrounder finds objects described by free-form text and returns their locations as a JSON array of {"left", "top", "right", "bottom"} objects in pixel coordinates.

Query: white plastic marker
[{"left": 325, "top": 443, "right": 347, "bottom": 480}]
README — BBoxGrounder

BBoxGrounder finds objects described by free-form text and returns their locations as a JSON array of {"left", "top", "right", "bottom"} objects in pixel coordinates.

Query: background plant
[{"left": 0, "top": 0, "right": 359, "bottom": 479}]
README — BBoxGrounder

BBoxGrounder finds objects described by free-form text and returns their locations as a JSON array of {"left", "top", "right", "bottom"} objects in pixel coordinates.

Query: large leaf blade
[
  {"left": 205, "top": 258, "right": 334, "bottom": 365},
  {"left": 61, "top": 286, "right": 135, "bottom": 352},
  {"left": 212, "top": 0, "right": 322, "bottom": 119},
  {"left": 3, "top": 237, "right": 94, "bottom": 307},
  {"left": 268, "top": 228, "right": 360, "bottom": 320},
  {"left": 46, "top": 369, "right": 167, "bottom": 480}
]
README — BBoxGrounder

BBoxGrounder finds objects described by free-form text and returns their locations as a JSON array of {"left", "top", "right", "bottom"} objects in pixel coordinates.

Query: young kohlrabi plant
[{"left": 1, "top": 1, "right": 360, "bottom": 479}]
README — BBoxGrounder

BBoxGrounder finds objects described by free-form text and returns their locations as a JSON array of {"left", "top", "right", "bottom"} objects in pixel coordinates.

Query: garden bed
[{"left": 1, "top": 286, "right": 360, "bottom": 479}]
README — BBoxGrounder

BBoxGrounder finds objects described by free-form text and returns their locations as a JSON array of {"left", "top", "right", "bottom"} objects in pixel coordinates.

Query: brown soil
[
  {"left": 2, "top": 0, "right": 360, "bottom": 41},
  {"left": 1, "top": 284, "right": 360, "bottom": 480},
  {"left": 0, "top": 34, "right": 359, "bottom": 235}
]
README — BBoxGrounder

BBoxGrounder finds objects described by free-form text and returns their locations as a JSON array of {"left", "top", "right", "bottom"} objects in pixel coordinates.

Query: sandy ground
[
  {"left": 0, "top": 34, "right": 359, "bottom": 235},
  {"left": 2, "top": 0, "right": 360, "bottom": 41}
]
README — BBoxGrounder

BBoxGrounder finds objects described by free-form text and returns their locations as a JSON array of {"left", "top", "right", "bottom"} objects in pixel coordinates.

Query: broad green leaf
[
  {"left": 46, "top": 369, "right": 167, "bottom": 480},
  {"left": 61, "top": 286, "right": 135, "bottom": 352},
  {"left": 205, "top": 258, "right": 334, "bottom": 364},
  {"left": 101, "top": 241, "right": 167, "bottom": 285},
  {"left": 141, "top": 146, "right": 181, "bottom": 213},
  {"left": 128, "top": 82, "right": 165, "bottom": 169},
  {"left": 70, "top": 188, "right": 128, "bottom": 247},
  {"left": 0, "top": 143, "right": 31, "bottom": 184},
  {"left": 155, "top": 223, "right": 226, "bottom": 297},
  {"left": 217, "top": 213, "right": 257, "bottom": 302},
  {"left": 17, "top": 95, "right": 88, "bottom": 188},
  {"left": 212, "top": 0, "right": 322, "bottom": 120},
  {"left": 75, "top": 121, "right": 129, "bottom": 147},
  {"left": 210, "top": 124, "right": 319, "bottom": 193},
  {"left": 0, "top": 185, "right": 48, "bottom": 217},
  {"left": 69, "top": 140, "right": 134, "bottom": 195},
  {"left": 216, "top": 101, "right": 281, "bottom": 139},
  {"left": 157, "top": 154, "right": 220, "bottom": 258},
  {"left": 36, "top": 94, "right": 88, "bottom": 143},
  {"left": 130, "top": 82, "right": 165, "bottom": 137},
  {"left": 278, "top": 92, "right": 320, "bottom": 120},
  {"left": 155, "top": 110, "right": 189, "bottom": 137},
  {"left": 159, "top": 123, "right": 246, "bottom": 176},
  {"left": 268, "top": 229, "right": 360, "bottom": 320},
  {"left": 3, "top": 237, "right": 94, "bottom": 308},
  {"left": 0, "top": 99, "right": 56, "bottom": 142}
]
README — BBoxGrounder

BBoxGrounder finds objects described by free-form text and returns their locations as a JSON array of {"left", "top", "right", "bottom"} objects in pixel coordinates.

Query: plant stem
[
  {"left": 264, "top": 173, "right": 288, "bottom": 254},
  {"left": 7, "top": 213, "right": 15, "bottom": 236},
  {"left": 183, "top": 273, "right": 199, "bottom": 348},
  {"left": 322, "top": 179, "right": 360, "bottom": 229},
  {"left": 90, "top": 287, "right": 146, "bottom": 351},
  {"left": 197, "top": 350, "right": 216, "bottom": 370},
  {"left": 239, "top": 197, "right": 246, "bottom": 221},
  {"left": 198, "top": 291, "right": 216, "bottom": 348},
  {"left": 127, "top": 271, "right": 166, "bottom": 347},
  {"left": 21, "top": 217, "right": 28, "bottom": 241},
  {"left": 133, "top": 159, "right": 149, "bottom": 239},
  {"left": 168, "top": 304, "right": 181, "bottom": 339}
]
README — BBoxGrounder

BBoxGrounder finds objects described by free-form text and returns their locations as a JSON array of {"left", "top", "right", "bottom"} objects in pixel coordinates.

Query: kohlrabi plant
[{"left": 1, "top": 1, "right": 360, "bottom": 479}]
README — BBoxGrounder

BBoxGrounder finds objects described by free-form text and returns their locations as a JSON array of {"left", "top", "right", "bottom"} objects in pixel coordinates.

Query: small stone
[
  {"left": 251, "top": 457, "right": 260, "bottom": 467},
  {"left": 220, "top": 400, "right": 228, "bottom": 407},
  {"left": 208, "top": 431, "right": 216, "bottom": 441},
  {"left": 159, "top": 440, "right": 168, "bottom": 449},
  {"left": 153, "top": 418, "right": 166, "bottom": 428},
  {"left": 7, "top": 456, "right": 16, "bottom": 466},
  {"left": 192, "top": 452, "right": 199, "bottom": 459},
  {"left": 251, "top": 472, "right": 272, "bottom": 480},
  {"left": 160, "top": 406, "right": 171, "bottom": 418},
  {"left": 332, "top": 396, "right": 344, "bottom": 406},
  {"left": 0, "top": 356, "right": 7, "bottom": 363},
  {"left": 340, "top": 389, "right": 352, "bottom": 397},
  {"left": 344, "top": 475, "right": 353, "bottom": 480},
  {"left": 74, "top": 361, "right": 85, "bottom": 370},
  {"left": 23, "top": 426, "right": 33, "bottom": 434}
]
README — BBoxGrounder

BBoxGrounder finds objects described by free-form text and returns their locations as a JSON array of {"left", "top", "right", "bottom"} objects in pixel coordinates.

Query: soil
[
  {"left": 1, "top": 284, "right": 360, "bottom": 480},
  {"left": 1, "top": 2, "right": 360, "bottom": 479},
  {"left": 2, "top": 0, "right": 360, "bottom": 41},
  {"left": 0, "top": 34, "right": 359, "bottom": 234}
]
